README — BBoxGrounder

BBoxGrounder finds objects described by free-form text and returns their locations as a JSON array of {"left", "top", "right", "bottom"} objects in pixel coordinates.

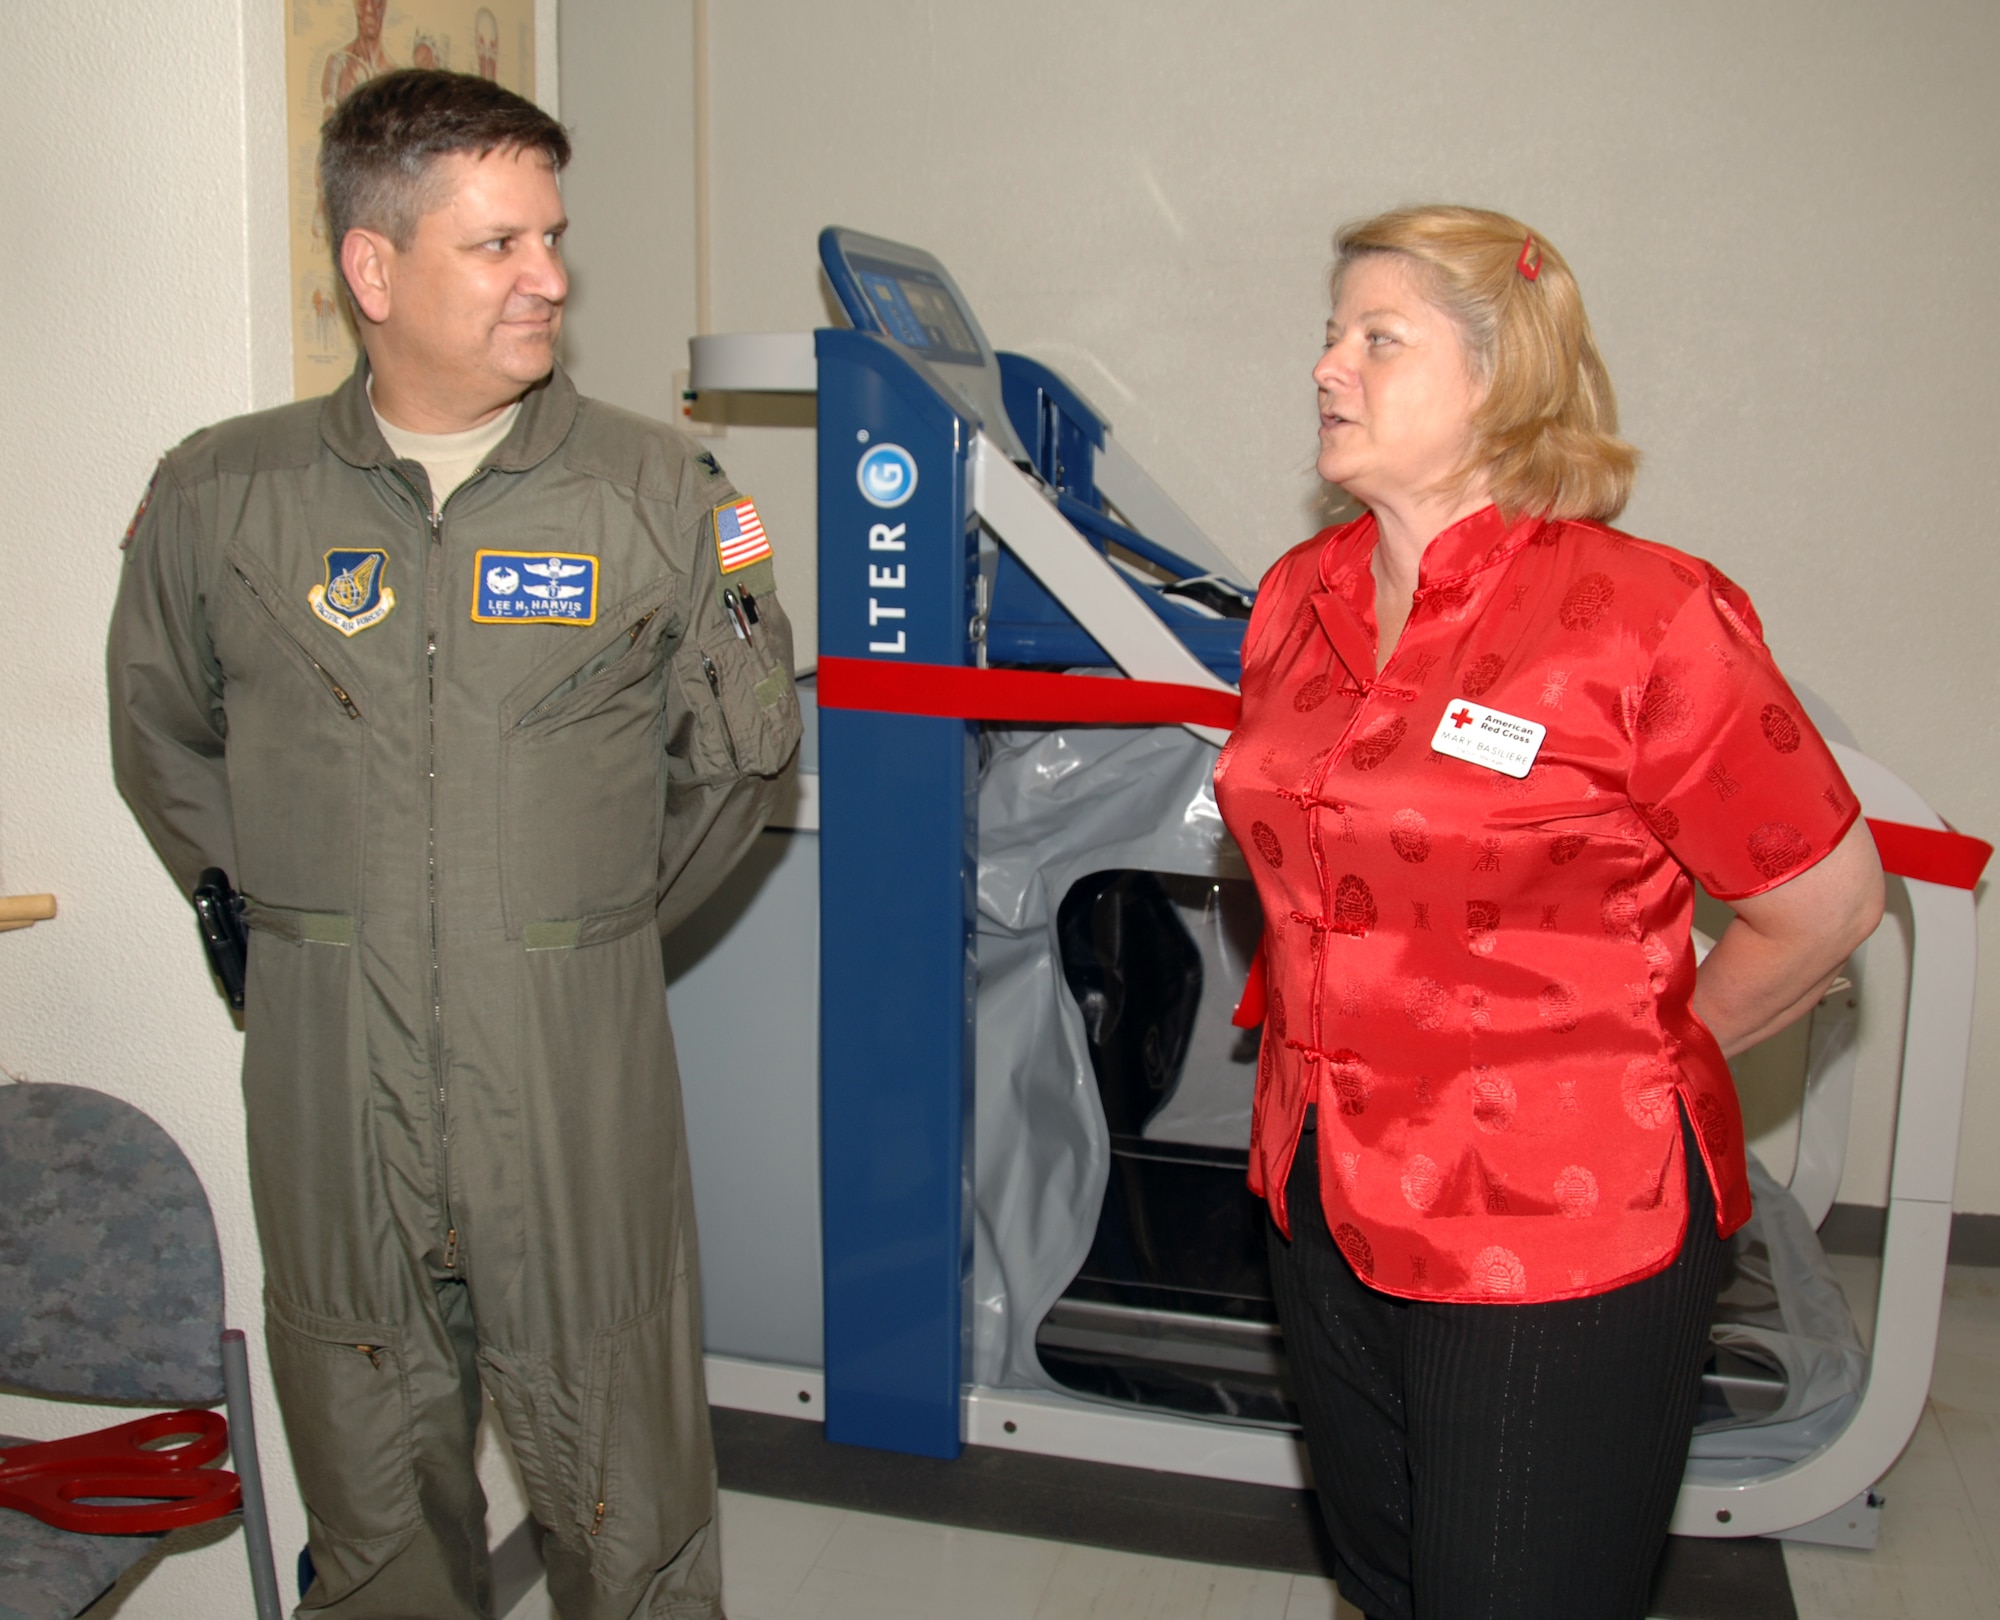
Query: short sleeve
[{"left": 1623, "top": 568, "right": 1859, "bottom": 901}]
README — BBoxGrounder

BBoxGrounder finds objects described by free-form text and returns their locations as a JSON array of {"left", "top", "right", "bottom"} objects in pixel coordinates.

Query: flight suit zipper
[
  {"left": 591, "top": 1407, "right": 612, "bottom": 1536},
  {"left": 231, "top": 567, "right": 363, "bottom": 719},
  {"left": 387, "top": 462, "right": 462, "bottom": 1273},
  {"left": 700, "top": 652, "right": 740, "bottom": 769}
]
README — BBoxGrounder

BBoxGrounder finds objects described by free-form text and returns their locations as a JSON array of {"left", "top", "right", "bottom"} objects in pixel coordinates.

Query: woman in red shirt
[{"left": 1215, "top": 206, "right": 1884, "bottom": 1619}]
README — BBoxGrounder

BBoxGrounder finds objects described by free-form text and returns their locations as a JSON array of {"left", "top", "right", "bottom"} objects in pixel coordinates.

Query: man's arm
[
  {"left": 107, "top": 462, "right": 238, "bottom": 896},
  {"left": 657, "top": 490, "right": 803, "bottom": 936}
]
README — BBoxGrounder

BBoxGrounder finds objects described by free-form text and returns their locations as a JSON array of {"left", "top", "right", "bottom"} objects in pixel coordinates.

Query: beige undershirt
[{"left": 370, "top": 386, "right": 521, "bottom": 516}]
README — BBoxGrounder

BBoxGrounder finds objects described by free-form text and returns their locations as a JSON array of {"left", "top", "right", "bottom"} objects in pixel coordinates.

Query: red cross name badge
[{"left": 1429, "top": 698, "right": 1546, "bottom": 778}]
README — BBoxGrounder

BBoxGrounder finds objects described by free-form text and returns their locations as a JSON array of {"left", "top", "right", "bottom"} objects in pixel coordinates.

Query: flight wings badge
[
  {"left": 473, "top": 550, "right": 600, "bottom": 624},
  {"left": 310, "top": 549, "right": 396, "bottom": 636}
]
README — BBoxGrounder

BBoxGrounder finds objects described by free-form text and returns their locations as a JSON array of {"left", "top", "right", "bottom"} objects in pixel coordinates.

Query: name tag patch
[
  {"left": 473, "top": 550, "right": 599, "bottom": 624},
  {"left": 310, "top": 549, "right": 396, "bottom": 636},
  {"left": 1430, "top": 699, "right": 1545, "bottom": 778}
]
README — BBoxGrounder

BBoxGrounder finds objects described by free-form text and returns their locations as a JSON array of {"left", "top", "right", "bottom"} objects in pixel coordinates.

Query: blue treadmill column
[{"left": 815, "top": 327, "right": 980, "bottom": 1458}]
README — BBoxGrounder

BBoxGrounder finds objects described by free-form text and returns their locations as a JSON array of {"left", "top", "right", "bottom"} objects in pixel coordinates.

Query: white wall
[{"left": 557, "top": 0, "right": 2000, "bottom": 1214}]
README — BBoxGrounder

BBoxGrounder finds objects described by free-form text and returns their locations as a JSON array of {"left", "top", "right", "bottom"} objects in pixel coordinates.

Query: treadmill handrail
[
  {"left": 969, "top": 433, "right": 1234, "bottom": 747},
  {"left": 1052, "top": 488, "right": 1227, "bottom": 589},
  {"left": 1093, "top": 431, "right": 1251, "bottom": 588}
]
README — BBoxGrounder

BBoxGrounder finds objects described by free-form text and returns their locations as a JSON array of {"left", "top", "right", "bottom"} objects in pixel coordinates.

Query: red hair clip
[{"left": 1516, "top": 235, "right": 1541, "bottom": 281}]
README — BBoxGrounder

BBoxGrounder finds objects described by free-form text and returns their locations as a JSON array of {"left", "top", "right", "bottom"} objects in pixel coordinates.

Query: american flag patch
[{"left": 714, "top": 497, "right": 771, "bottom": 574}]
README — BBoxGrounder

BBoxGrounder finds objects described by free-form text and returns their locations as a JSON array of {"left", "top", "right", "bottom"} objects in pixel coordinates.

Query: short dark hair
[{"left": 320, "top": 69, "right": 570, "bottom": 262}]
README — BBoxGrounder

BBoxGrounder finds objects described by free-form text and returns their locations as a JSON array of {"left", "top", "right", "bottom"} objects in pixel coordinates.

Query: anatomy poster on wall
[{"left": 287, "top": 0, "right": 538, "bottom": 399}]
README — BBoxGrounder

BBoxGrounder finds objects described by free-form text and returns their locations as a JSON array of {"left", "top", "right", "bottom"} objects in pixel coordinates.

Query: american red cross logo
[{"left": 1451, "top": 707, "right": 1475, "bottom": 729}]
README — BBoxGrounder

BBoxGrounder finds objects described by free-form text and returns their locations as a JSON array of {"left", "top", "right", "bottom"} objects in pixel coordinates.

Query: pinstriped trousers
[{"left": 1269, "top": 1107, "right": 1725, "bottom": 1620}]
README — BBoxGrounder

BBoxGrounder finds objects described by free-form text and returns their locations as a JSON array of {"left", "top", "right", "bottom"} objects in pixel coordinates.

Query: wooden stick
[{"left": 0, "top": 893, "right": 58, "bottom": 929}]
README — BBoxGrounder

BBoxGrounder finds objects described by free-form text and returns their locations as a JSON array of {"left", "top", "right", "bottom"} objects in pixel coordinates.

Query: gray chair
[{"left": 0, "top": 1082, "right": 281, "bottom": 1619}]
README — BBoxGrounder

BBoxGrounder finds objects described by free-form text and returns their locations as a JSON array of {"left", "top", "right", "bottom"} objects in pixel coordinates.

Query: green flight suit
[{"left": 108, "top": 361, "right": 800, "bottom": 1619}]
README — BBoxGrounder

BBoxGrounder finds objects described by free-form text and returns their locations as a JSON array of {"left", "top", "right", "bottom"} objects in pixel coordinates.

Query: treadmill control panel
[{"left": 818, "top": 227, "right": 1030, "bottom": 462}]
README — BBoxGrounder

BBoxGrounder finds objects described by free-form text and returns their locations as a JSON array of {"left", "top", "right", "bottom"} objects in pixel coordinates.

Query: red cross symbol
[{"left": 1451, "top": 707, "right": 1475, "bottom": 729}]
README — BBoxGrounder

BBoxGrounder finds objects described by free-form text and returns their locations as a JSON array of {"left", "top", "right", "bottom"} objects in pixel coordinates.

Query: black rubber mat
[
  {"left": 712, "top": 1407, "right": 1796, "bottom": 1619},
  {"left": 1650, "top": 1533, "right": 1798, "bottom": 1620}
]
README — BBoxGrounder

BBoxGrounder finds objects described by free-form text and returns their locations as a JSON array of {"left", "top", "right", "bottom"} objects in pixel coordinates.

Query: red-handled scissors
[{"left": 0, "top": 1410, "right": 243, "bottom": 1534}]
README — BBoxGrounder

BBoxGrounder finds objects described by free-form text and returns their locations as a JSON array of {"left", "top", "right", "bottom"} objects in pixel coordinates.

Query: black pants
[{"left": 1268, "top": 1108, "right": 1726, "bottom": 1620}]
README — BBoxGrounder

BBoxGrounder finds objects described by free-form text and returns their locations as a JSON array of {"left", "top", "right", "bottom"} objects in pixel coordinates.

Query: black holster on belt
[{"left": 192, "top": 868, "right": 248, "bottom": 1011}]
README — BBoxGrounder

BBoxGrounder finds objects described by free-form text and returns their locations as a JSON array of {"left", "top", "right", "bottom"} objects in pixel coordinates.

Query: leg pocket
[
  {"left": 265, "top": 1294, "right": 421, "bottom": 1553},
  {"left": 580, "top": 1274, "right": 716, "bottom": 1595}
]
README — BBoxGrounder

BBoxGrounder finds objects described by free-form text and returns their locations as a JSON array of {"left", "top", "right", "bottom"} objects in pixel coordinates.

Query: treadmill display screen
[{"left": 850, "top": 256, "right": 984, "bottom": 366}]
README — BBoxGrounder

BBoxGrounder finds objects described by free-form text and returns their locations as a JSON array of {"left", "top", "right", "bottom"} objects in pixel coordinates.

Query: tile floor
[
  {"left": 1779, "top": 1256, "right": 2000, "bottom": 1619},
  {"left": 501, "top": 1258, "right": 2000, "bottom": 1620}
]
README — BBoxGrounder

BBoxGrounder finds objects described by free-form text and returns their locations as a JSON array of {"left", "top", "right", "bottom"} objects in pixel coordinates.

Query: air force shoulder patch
[
  {"left": 310, "top": 549, "right": 396, "bottom": 636},
  {"left": 473, "top": 550, "right": 599, "bottom": 624}
]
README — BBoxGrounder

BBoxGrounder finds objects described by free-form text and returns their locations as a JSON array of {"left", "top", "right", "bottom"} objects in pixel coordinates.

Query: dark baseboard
[
  {"left": 1820, "top": 1202, "right": 2000, "bottom": 1266},
  {"left": 711, "top": 1406, "right": 1794, "bottom": 1620},
  {"left": 1818, "top": 1203, "right": 1888, "bottom": 1257}
]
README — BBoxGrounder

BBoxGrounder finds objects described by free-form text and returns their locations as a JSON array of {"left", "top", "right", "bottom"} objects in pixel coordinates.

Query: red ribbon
[
  {"left": 817, "top": 658, "right": 1990, "bottom": 1020},
  {"left": 818, "top": 656, "right": 1242, "bottom": 731},
  {"left": 1866, "top": 818, "right": 1992, "bottom": 891}
]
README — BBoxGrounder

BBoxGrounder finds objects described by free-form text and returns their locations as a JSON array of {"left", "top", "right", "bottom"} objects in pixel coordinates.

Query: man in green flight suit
[{"left": 108, "top": 69, "right": 799, "bottom": 1620}]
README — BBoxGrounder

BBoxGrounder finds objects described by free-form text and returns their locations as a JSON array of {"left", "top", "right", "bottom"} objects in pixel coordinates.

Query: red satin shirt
[{"left": 1215, "top": 505, "right": 1856, "bottom": 1303}]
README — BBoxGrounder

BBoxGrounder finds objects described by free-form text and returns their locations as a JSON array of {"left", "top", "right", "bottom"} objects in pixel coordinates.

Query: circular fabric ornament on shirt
[
  {"left": 1389, "top": 808, "right": 1432, "bottom": 863},
  {"left": 1760, "top": 704, "right": 1803, "bottom": 754},
  {"left": 1403, "top": 978, "right": 1448, "bottom": 1030},
  {"left": 1401, "top": 1155, "right": 1444, "bottom": 1211},
  {"left": 1333, "top": 1223, "right": 1376, "bottom": 1279},
  {"left": 1473, "top": 1246, "right": 1528, "bottom": 1298},
  {"left": 1559, "top": 572, "right": 1617, "bottom": 630},
  {"left": 1634, "top": 801, "right": 1682, "bottom": 842},
  {"left": 1554, "top": 1164, "right": 1600, "bottom": 1218},
  {"left": 1328, "top": 1049, "right": 1372, "bottom": 1116},
  {"left": 1601, "top": 879, "right": 1644, "bottom": 940},
  {"left": 1470, "top": 1070, "right": 1517, "bottom": 1133},
  {"left": 1346, "top": 715, "right": 1409, "bottom": 771},
  {"left": 1635, "top": 673, "right": 1696, "bottom": 742},
  {"left": 1333, "top": 874, "right": 1378, "bottom": 936},
  {"left": 1747, "top": 821, "right": 1813, "bottom": 881},
  {"left": 1537, "top": 981, "right": 1580, "bottom": 1033},
  {"left": 1460, "top": 652, "right": 1505, "bottom": 698},
  {"left": 1621, "top": 1055, "right": 1680, "bottom": 1130}
]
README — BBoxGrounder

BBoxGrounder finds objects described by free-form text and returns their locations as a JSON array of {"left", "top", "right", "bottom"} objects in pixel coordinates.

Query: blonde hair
[{"left": 1332, "top": 205, "right": 1638, "bottom": 523}]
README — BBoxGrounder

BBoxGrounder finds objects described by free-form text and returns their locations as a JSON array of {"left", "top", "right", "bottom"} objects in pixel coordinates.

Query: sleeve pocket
[{"left": 671, "top": 628, "right": 800, "bottom": 783}]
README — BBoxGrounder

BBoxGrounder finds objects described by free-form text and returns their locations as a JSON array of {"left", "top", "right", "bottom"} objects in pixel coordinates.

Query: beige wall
[{"left": 558, "top": 0, "right": 2000, "bottom": 1211}]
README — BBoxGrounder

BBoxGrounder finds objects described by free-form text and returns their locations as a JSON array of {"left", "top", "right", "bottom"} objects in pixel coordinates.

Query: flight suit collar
[
  {"left": 319, "top": 357, "right": 580, "bottom": 475},
  {"left": 1307, "top": 504, "right": 1545, "bottom": 683}
]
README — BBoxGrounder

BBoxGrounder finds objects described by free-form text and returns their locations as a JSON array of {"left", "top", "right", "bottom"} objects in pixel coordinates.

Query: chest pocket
[
  {"left": 214, "top": 550, "right": 369, "bottom": 912},
  {"left": 499, "top": 588, "right": 674, "bottom": 933}
]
